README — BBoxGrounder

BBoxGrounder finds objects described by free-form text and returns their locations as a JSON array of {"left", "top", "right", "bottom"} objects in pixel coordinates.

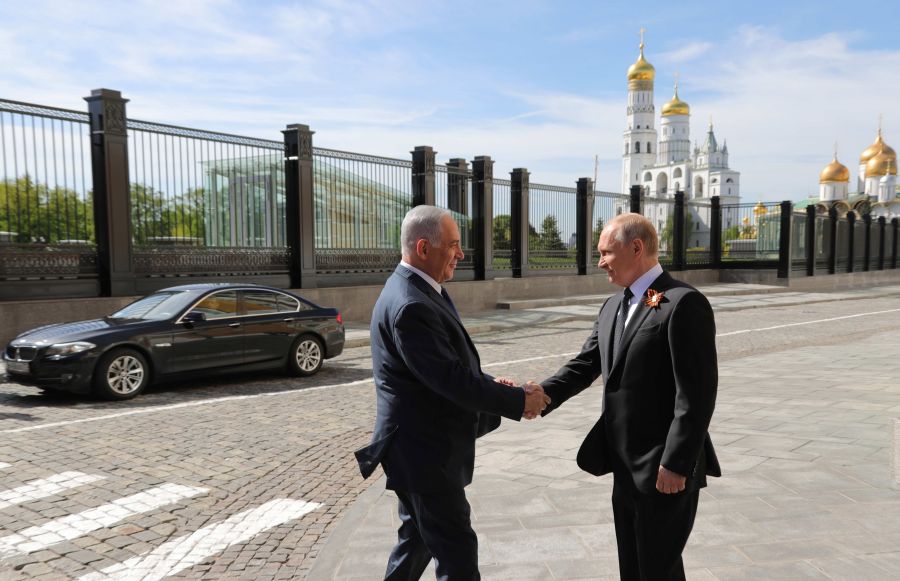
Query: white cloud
[{"left": 659, "top": 41, "right": 713, "bottom": 64}]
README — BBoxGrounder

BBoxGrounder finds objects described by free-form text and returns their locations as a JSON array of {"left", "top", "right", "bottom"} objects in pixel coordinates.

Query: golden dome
[
  {"left": 819, "top": 155, "right": 850, "bottom": 183},
  {"left": 627, "top": 40, "right": 655, "bottom": 89},
  {"left": 867, "top": 149, "right": 897, "bottom": 177},
  {"left": 860, "top": 130, "right": 896, "bottom": 164},
  {"left": 661, "top": 84, "right": 690, "bottom": 116}
]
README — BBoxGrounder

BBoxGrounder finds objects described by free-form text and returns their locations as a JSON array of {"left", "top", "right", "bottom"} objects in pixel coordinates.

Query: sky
[{"left": 2, "top": 0, "right": 900, "bottom": 201}]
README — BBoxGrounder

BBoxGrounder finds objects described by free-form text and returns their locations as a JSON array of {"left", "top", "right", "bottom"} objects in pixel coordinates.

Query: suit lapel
[
  {"left": 401, "top": 266, "right": 481, "bottom": 360},
  {"left": 609, "top": 271, "right": 675, "bottom": 374},
  {"left": 598, "top": 298, "right": 618, "bottom": 379}
]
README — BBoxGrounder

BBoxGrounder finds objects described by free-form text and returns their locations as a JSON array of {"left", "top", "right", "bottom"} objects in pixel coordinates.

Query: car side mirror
[{"left": 182, "top": 311, "right": 206, "bottom": 325}]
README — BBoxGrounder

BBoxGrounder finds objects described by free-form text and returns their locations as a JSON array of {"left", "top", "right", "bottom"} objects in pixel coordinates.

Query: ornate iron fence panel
[
  {"left": 128, "top": 119, "right": 284, "bottom": 253},
  {"left": 814, "top": 215, "right": 831, "bottom": 274},
  {"left": 852, "top": 217, "right": 866, "bottom": 271},
  {"left": 645, "top": 196, "right": 676, "bottom": 267},
  {"left": 835, "top": 218, "right": 850, "bottom": 271},
  {"left": 528, "top": 182, "right": 577, "bottom": 270},
  {"left": 790, "top": 212, "right": 808, "bottom": 273},
  {"left": 133, "top": 246, "right": 289, "bottom": 276},
  {"left": 492, "top": 178, "right": 512, "bottom": 272},
  {"left": 0, "top": 99, "right": 97, "bottom": 281},
  {"left": 720, "top": 202, "right": 781, "bottom": 264},
  {"left": 591, "top": 190, "right": 630, "bottom": 264},
  {"left": 312, "top": 148, "right": 412, "bottom": 274},
  {"left": 685, "top": 200, "right": 714, "bottom": 268}
]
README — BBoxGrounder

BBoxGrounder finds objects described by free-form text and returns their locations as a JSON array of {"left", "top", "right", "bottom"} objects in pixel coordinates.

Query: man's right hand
[{"left": 522, "top": 381, "right": 550, "bottom": 419}]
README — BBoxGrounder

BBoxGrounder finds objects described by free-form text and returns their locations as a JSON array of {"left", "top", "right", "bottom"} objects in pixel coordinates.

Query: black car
[{"left": 3, "top": 283, "right": 345, "bottom": 400}]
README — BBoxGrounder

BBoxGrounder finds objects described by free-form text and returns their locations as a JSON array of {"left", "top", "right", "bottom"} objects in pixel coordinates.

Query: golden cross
[{"left": 639, "top": 27, "right": 646, "bottom": 49}]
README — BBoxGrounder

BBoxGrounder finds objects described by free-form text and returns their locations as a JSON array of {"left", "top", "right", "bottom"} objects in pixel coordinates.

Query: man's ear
[
  {"left": 632, "top": 237, "right": 644, "bottom": 257},
  {"left": 416, "top": 238, "right": 428, "bottom": 259}
]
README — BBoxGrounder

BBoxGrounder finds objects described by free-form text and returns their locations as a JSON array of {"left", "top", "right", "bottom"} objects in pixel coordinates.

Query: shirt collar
[
  {"left": 400, "top": 261, "right": 443, "bottom": 295},
  {"left": 627, "top": 263, "right": 663, "bottom": 303}
]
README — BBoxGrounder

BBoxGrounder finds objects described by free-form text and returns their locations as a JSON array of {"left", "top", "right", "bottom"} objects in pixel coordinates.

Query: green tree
[
  {"left": 660, "top": 211, "right": 693, "bottom": 252},
  {"left": 493, "top": 214, "right": 511, "bottom": 249},
  {"left": 538, "top": 214, "right": 566, "bottom": 251},
  {"left": 592, "top": 217, "right": 605, "bottom": 247},
  {"left": 0, "top": 176, "right": 94, "bottom": 243}
]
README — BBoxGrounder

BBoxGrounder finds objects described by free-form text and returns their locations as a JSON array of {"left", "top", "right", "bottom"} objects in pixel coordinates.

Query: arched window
[
  {"left": 725, "top": 178, "right": 734, "bottom": 183},
  {"left": 673, "top": 167, "right": 683, "bottom": 179},
  {"left": 635, "top": 142, "right": 641, "bottom": 153},
  {"left": 695, "top": 176, "right": 704, "bottom": 197},
  {"left": 647, "top": 142, "right": 652, "bottom": 154},
  {"left": 625, "top": 143, "right": 629, "bottom": 154},
  {"left": 643, "top": 172, "right": 653, "bottom": 182}
]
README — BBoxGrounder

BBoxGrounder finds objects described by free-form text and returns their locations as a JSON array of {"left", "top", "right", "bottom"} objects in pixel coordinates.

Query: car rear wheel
[
  {"left": 288, "top": 335, "right": 324, "bottom": 377},
  {"left": 93, "top": 348, "right": 150, "bottom": 400}
]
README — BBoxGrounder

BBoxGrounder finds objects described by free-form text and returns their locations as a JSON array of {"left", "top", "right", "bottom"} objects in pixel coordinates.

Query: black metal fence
[{"left": 1, "top": 90, "right": 898, "bottom": 301}]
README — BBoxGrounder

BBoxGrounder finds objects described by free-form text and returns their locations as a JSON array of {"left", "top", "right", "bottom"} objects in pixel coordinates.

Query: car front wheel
[
  {"left": 288, "top": 335, "right": 324, "bottom": 377},
  {"left": 93, "top": 348, "right": 150, "bottom": 400}
]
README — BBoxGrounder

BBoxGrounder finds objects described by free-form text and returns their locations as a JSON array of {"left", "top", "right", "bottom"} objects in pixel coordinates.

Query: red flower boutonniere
[{"left": 644, "top": 289, "right": 665, "bottom": 309}]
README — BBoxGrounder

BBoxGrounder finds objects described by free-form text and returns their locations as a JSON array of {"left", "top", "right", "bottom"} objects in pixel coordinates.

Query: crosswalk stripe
[
  {"left": 77, "top": 498, "right": 321, "bottom": 581},
  {"left": 0, "top": 463, "right": 10, "bottom": 469},
  {"left": 0, "top": 471, "right": 105, "bottom": 510},
  {"left": 0, "top": 483, "right": 207, "bottom": 558}
]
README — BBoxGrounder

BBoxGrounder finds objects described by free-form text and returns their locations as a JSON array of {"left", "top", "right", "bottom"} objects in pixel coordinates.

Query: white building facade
[{"left": 619, "top": 36, "right": 741, "bottom": 248}]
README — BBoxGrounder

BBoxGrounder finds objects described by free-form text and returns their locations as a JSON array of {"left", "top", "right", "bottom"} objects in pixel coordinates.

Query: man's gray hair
[
  {"left": 401, "top": 205, "right": 451, "bottom": 256},
  {"left": 606, "top": 213, "right": 659, "bottom": 256}
]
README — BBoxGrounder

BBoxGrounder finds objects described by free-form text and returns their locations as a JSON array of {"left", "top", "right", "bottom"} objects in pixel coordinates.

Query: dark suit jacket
[
  {"left": 355, "top": 266, "right": 526, "bottom": 493},
  {"left": 541, "top": 270, "right": 721, "bottom": 494}
]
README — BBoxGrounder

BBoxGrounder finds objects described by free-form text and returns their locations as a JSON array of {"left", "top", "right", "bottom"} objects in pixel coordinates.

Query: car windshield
[{"left": 109, "top": 291, "right": 199, "bottom": 321}]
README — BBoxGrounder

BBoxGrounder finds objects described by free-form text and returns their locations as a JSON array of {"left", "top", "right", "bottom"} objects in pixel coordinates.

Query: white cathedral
[{"left": 618, "top": 34, "right": 741, "bottom": 248}]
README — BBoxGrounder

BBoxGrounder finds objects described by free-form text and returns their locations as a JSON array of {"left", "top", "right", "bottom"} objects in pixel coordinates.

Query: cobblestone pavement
[{"left": 1, "top": 286, "right": 899, "bottom": 579}]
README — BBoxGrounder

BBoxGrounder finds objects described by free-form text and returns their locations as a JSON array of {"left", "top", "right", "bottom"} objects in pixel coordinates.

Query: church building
[{"left": 619, "top": 33, "right": 741, "bottom": 248}]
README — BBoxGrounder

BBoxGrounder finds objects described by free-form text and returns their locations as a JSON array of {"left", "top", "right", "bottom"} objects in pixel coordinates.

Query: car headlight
[{"left": 45, "top": 342, "right": 96, "bottom": 358}]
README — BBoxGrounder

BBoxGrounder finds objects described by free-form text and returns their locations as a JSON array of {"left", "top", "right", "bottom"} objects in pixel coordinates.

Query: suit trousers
[
  {"left": 384, "top": 488, "right": 480, "bottom": 581},
  {"left": 611, "top": 472, "right": 699, "bottom": 581}
]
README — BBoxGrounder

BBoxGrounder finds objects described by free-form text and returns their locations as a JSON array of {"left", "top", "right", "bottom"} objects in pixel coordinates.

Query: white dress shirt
[
  {"left": 623, "top": 263, "right": 663, "bottom": 326},
  {"left": 399, "top": 261, "right": 443, "bottom": 295}
]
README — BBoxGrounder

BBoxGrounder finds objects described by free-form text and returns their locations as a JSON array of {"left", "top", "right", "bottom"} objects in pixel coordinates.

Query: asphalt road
[{"left": 1, "top": 291, "right": 899, "bottom": 579}]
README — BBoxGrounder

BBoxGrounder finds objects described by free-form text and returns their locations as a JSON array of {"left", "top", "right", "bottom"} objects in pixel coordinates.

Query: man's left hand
[{"left": 656, "top": 466, "right": 686, "bottom": 494}]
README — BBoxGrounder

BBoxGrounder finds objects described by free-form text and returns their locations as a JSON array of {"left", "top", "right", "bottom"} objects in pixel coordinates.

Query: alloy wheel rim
[
  {"left": 106, "top": 355, "right": 144, "bottom": 394},
  {"left": 295, "top": 340, "right": 322, "bottom": 372}
]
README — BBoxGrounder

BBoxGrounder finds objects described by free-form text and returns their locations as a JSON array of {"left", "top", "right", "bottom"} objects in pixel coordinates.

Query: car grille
[{"left": 7, "top": 346, "right": 38, "bottom": 361}]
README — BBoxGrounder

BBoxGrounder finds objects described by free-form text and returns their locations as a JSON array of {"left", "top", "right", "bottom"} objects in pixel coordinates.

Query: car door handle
[
  {"left": 283, "top": 318, "right": 294, "bottom": 323},
  {"left": 228, "top": 322, "right": 241, "bottom": 328}
]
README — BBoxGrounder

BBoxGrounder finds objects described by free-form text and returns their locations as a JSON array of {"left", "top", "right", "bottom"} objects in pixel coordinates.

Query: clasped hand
[{"left": 494, "top": 377, "right": 550, "bottom": 420}]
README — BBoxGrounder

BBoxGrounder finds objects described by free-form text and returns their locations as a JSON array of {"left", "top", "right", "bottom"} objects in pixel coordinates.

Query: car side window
[
  {"left": 243, "top": 291, "right": 281, "bottom": 316},
  {"left": 191, "top": 291, "right": 238, "bottom": 320},
  {"left": 276, "top": 294, "right": 303, "bottom": 312}
]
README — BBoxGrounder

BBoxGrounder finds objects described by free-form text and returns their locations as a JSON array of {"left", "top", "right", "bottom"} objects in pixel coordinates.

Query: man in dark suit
[
  {"left": 356, "top": 205, "right": 549, "bottom": 581},
  {"left": 533, "top": 213, "right": 720, "bottom": 581}
]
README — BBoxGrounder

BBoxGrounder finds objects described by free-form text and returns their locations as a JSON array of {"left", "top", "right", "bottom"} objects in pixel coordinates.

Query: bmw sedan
[{"left": 3, "top": 283, "right": 345, "bottom": 400}]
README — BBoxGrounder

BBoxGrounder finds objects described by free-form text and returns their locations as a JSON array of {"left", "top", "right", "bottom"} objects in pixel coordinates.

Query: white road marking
[
  {"left": 0, "top": 462, "right": 10, "bottom": 469},
  {"left": 3, "top": 306, "right": 900, "bottom": 435},
  {"left": 77, "top": 498, "right": 321, "bottom": 581},
  {"left": 0, "top": 483, "right": 206, "bottom": 558},
  {"left": 0, "top": 471, "right": 105, "bottom": 510},
  {"left": 715, "top": 308, "right": 900, "bottom": 337}
]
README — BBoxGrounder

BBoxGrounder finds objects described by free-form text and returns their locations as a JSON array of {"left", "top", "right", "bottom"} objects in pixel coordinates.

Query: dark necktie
[
  {"left": 613, "top": 287, "right": 634, "bottom": 361},
  {"left": 441, "top": 288, "right": 461, "bottom": 321}
]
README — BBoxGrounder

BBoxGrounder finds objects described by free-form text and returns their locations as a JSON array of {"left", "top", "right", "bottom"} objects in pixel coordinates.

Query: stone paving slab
[{"left": 309, "top": 327, "right": 900, "bottom": 581}]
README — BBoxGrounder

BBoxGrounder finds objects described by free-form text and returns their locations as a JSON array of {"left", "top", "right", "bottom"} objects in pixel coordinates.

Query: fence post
[
  {"left": 283, "top": 124, "right": 317, "bottom": 289},
  {"left": 472, "top": 156, "right": 494, "bottom": 281},
  {"left": 576, "top": 178, "right": 594, "bottom": 275},
  {"left": 893, "top": 218, "right": 899, "bottom": 269},
  {"left": 412, "top": 146, "right": 436, "bottom": 207},
  {"left": 863, "top": 213, "right": 872, "bottom": 272},
  {"left": 446, "top": 158, "right": 469, "bottom": 215},
  {"left": 670, "top": 192, "right": 685, "bottom": 270},
  {"left": 846, "top": 212, "right": 856, "bottom": 273},
  {"left": 510, "top": 168, "right": 530, "bottom": 278},
  {"left": 878, "top": 216, "right": 887, "bottom": 270},
  {"left": 828, "top": 205, "right": 838, "bottom": 274},
  {"left": 777, "top": 201, "right": 793, "bottom": 279},
  {"left": 84, "top": 89, "right": 135, "bottom": 297},
  {"left": 629, "top": 185, "right": 642, "bottom": 214},
  {"left": 805, "top": 205, "right": 816, "bottom": 276},
  {"left": 710, "top": 196, "right": 722, "bottom": 269}
]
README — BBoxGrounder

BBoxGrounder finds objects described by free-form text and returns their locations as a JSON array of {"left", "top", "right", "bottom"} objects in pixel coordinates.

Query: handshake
[{"left": 495, "top": 377, "right": 550, "bottom": 420}]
